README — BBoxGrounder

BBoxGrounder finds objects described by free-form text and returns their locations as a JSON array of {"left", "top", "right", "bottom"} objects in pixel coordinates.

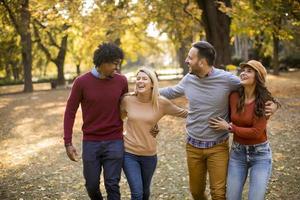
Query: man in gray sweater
[{"left": 160, "top": 41, "right": 276, "bottom": 200}]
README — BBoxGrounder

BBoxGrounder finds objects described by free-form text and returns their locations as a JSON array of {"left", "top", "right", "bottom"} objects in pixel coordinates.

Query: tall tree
[
  {"left": 1, "top": 0, "right": 33, "bottom": 92},
  {"left": 33, "top": 19, "right": 69, "bottom": 85},
  {"left": 0, "top": 37, "right": 22, "bottom": 80},
  {"left": 57, "top": 0, "right": 87, "bottom": 77},
  {"left": 195, "top": 0, "right": 232, "bottom": 68},
  {"left": 84, "top": 0, "right": 160, "bottom": 72},
  {"left": 0, "top": 9, "right": 22, "bottom": 81},
  {"left": 256, "top": 0, "right": 300, "bottom": 75},
  {"left": 231, "top": 0, "right": 300, "bottom": 74},
  {"left": 30, "top": 0, "right": 82, "bottom": 85},
  {"left": 145, "top": 0, "right": 202, "bottom": 74}
]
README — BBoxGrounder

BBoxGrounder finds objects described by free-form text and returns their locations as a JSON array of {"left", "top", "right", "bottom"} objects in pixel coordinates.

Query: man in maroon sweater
[{"left": 64, "top": 43, "right": 128, "bottom": 200}]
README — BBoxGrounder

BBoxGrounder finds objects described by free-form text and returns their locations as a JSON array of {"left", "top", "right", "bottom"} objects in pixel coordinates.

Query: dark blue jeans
[
  {"left": 123, "top": 152, "right": 157, "bottom": 200},
  {"left": 82, "top": 140, "right": 124, "bottom": 200}
]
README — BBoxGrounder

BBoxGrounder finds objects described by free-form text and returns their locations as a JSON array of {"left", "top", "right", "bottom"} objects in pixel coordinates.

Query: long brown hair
[{"left": 237, "top": 71, "right": 280, "bottom": 117}]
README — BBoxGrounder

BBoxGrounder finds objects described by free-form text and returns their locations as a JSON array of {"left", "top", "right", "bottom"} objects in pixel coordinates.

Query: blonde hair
[{"left": 136, "top": 67, "right": 160, "bottom": 111}]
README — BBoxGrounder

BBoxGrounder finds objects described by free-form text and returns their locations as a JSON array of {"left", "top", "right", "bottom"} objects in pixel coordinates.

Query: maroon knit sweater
[{"left": 63, "top": 72, "right": 128, "bottom": 144}]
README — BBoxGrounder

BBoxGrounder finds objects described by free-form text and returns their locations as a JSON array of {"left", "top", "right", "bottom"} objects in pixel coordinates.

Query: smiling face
[
  {"left": 135, "top": 71, "right": 153, "bottom": 94},
  {"left": 185, "top": 47, "right": 202, "bottom": 74},
  {"left": 97, "top": 59, "right": 121, "bottom": 78},
  {"left": 240, "top": 66, "right": 256, "bottom": 87}
]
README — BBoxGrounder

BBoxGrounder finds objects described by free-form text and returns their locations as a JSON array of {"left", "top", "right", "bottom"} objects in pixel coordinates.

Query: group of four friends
[{"left": 63, "top": 41, "right": 279, "bottom": 200}]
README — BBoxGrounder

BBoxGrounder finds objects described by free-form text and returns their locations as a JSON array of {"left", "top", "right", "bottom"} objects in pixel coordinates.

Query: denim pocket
[
  {"left": 255, "top": 142, "right": 271, "bottom": 153},
  {"left": 253, "top": 142, "right": 272, "bottom": 160}
]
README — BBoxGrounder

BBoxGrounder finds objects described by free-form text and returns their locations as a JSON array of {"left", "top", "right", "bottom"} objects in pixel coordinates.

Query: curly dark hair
[
  {"left": 93, "top": 43, "right": 124, "bottom": 67},
  {"left": 237, "top": 71, "right": 281, "bottom": 117}
]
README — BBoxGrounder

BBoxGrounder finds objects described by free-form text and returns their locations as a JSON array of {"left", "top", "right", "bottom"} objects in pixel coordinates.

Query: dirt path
[{"left": 0, "top": 71, "right": 299, "bottom": 199}]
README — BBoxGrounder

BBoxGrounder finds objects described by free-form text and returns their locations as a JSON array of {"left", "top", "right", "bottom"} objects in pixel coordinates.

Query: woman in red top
[{"left": 209, "top": 60, "right": 280, "bottom": 200}]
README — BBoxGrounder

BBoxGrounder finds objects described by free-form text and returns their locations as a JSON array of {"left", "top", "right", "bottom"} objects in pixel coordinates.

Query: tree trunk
[
  {"left": 235, "top": 35, "right": 249, "bottom": 61},
  {"left": 76, "top": 63, "right": 81, "bottom": 76},
  {"left": 234, "top": 35, "right": 241, "bottom": 58},
  {"left": 11, "top": 61, "right": 20, "bottom": 80},
  {"left": 33, "top": 21, "right": 70, "bottom": 85},
  {"left": 240, "top": 36, "right": 249, "bottom": 61},
  {"left": 177, "top": 47, "right": 188, "bottom": 75},
  {"left": 250, "top": 34, "right": 264, "bottom": 60},
  {"left": 114, "top": 38, "right": 121, "bottom": 46},
  {"left": 3, "top": 0, "right": 33, "bottom": 91},
  {"left": 114, "top": 38, "right": 122, "bottom": 73},
  {"left": 54, "top": 35, "right": 68, "bottom": 85},
  {"left": 5, "top": 64, "right": 11, "bottom": 80},
  {"left": 43, "top": 60, "right": 49, "bottom": 77},
  {"left": 20, "top": 0, "right": 33, "bottom": 92},
  {"left": 272, "top": 33, "right": 280, "bottom": 75},
  {"left": 196, "top": 0, "right": 232, "bottom": 67},
  {"left": 177, "top": 35, "right": 193, "bottom": 75}
]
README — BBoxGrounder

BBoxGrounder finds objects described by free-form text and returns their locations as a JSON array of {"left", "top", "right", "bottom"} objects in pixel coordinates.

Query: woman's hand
[
  {"left": 265, "top": 101, "right": 278, "bottom": 117},
  {"left": 209, "top": 117, "right": 230, "bottom": 131}
]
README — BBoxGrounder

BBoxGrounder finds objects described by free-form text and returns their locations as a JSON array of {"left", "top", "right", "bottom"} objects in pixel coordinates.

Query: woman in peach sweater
[{"left": 121, "top": 67, "right": 187, "bottom": 200}]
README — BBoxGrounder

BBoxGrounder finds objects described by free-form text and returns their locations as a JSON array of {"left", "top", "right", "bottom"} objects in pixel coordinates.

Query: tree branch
[
  {"left": 1, "top": 0, "right": 21, "bottom": 35},
  {"left": 47, "top": 32, "right": 60, "bottom": 48},
  {"left": 183, "top": 0, "right": 202, "bottom": 24},
  {"left": 33, "top": 18, "right": 61, "bottom": 49},
  {"left": 32, "top": 22, "right": 55, "bottom": 62},
  {"left": 33, "top": 18, "right": 46, "bottom": 28}
]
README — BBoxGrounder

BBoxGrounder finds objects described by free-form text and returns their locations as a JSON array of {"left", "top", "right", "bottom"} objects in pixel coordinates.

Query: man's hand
[
  {"left": 65, "top": 145, "right": 79, "bottom": 162},
  {"left": 150, "top": 124, "right": 159, "bottom": 138},
  {"left": 265, "top": 101, "right": 278, "bottom": 117}
]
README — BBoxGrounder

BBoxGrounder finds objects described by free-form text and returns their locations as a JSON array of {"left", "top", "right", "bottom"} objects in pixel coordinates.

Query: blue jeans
[
  {"left": 227, "top": 141, "right": 272, "bottom": 200},
  {"left": 82, "top": 140, "right": 124, "bottom": 200},
  {"left": 123, "top": 152, "right": 157, "bottom": 200}
]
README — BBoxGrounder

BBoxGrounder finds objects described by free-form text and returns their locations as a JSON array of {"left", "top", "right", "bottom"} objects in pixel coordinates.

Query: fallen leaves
[{"left": 0, "top": 70, "right": 300, "bottom": 199}]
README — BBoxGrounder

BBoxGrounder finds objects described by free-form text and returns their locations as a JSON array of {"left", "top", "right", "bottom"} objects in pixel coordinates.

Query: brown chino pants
[{"left": 186, "top": 140, "right": 229, "bottom": 200}]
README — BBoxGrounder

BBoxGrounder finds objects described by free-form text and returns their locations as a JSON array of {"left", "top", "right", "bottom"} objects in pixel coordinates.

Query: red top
[
  {"left": 230, "top": 92, "right": 267, "bottom": 145},
  {"left": 63, "top": 72, "right": 128, "bottom": 144}
]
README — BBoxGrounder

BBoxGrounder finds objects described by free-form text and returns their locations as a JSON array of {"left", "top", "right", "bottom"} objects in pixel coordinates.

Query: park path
[{"left": 0, "top": 70, "right": 299, "bottom": 200}]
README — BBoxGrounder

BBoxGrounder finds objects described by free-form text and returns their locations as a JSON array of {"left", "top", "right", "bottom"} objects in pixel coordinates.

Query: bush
[
  {"left": 231, "top": 56, "right": 244, "bottom": 66},
  {"left": 261, "top": 56, "right": 272, "bottom": 69},
  {"left": 280, "top": 55, "right": 300, "bottom": 68},
  {"left": 226, "top": 64, "right": 237, "bottom": 71},
  {"left": 0, "top": 78, "right": 56, "bottom": 86},
  {"left": 0, "top": 79, "right": 23, "bottom": 86}
]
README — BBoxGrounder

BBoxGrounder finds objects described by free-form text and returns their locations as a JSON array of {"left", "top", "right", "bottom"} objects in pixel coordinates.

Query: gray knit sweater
[{"left": 159, "top": 68, "right": 240, "bottom": 141}]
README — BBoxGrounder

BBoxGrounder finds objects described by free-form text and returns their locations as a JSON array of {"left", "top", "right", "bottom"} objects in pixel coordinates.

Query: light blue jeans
[{"left": 227, "top": 141, "right": 272, "bottom": 200}]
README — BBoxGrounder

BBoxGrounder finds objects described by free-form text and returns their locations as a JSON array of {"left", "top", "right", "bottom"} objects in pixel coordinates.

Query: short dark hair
[
  {"left": 93, "top": 43, "right": 124, "bottom": 67},
  {"left": 192, "top": 41, "right": 216, "bottom": 66}
]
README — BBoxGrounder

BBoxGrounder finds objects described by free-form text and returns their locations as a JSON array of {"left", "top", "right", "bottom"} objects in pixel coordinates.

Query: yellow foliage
[{"left": 226, "top": 64, "right": 237, "bottom": 71}]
